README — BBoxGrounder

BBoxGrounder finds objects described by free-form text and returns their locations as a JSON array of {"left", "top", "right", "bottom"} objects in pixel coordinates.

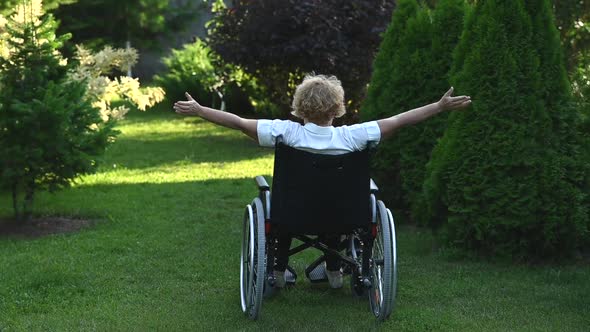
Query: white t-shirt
[{"left": 257, "top": 120, "right": 381, "bottom": 155}]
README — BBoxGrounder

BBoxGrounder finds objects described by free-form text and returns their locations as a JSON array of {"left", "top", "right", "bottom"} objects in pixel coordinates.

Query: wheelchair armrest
[
  {"left": 255, "top": 175, "right": 270, "bottom": 191},
  {"left": 370, "top": 178, "right": 379, "bottom": 193}
]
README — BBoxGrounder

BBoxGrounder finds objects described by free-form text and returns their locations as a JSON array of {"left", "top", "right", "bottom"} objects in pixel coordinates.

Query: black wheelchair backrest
[{"left": 270, "top": 142, "right": 371, "bottom": 234}]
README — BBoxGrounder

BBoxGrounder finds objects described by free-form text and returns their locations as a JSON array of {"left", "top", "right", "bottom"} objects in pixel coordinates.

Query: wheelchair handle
[{"left": 255, "top": 176, "right": 270, "bottom": 191}]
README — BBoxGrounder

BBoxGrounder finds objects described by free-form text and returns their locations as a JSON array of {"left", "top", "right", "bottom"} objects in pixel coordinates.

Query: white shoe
[
  {"left": 274, "top": 270, "right": 286, "bottom": 288},
  {"left": 326, "top": 268, "right": 343, "bottom": 289}
]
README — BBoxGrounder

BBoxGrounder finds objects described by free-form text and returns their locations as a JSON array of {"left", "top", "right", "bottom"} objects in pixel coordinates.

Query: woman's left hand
[{"left": 438, "top": 87, "right": 471, "bottom": 111}]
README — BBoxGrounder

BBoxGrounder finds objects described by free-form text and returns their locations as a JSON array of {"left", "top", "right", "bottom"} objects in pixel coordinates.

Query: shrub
[
  {"left": 154, "top": 39, "right": 217, "bottom": 108},
  {"left": 411, "top": 0, "right": 467, "bottom": 224},
  {"left": 52, "top": 0, "right": 202, "bottom": 50},
  {"left": 360, "top": 0, "right": 421, "bottom": 216},
  {"left": 154, "top": 38, "right": 279, "bottom": 117},
  {"left": 422, "top": 0, "right": 588, "bottom": 260},
  {"left": 526, "top": 0, "right": 590, "bottom": 255},
  {"left": 208, "top": 0, "right": 395, "bottom": 118},
  {"left": 361, "top": 0, "right": 466, "bottom": 220},
  {"left": 68, "top": 45, "right": 165, "bottom": 121},
  {"left": 0, "top": 0, "right": 116, "bottom": 221}
]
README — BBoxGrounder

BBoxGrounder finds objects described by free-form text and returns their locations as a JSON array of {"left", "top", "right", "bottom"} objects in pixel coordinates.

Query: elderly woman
[{"left": 174, "top": 74, "right": 471, "bottom": 288}]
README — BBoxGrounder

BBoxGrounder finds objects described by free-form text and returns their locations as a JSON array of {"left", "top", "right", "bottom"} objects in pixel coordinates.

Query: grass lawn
[{"left": 1, "top": 110, "right": 589, "bottom": 331}]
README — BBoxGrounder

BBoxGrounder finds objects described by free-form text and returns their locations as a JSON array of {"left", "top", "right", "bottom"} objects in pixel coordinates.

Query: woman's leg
[
  {"left": 322, "top": 234, "right": 343, "bottom": 288},
  {"left": 272, "top": 231, "right": 292, "bottom": 288},
  {"left": 273, "top": 231, "right": 292, "bottom": 271},
  {"left": 322, "top": 234, "right": 342, "bottom": 271}
]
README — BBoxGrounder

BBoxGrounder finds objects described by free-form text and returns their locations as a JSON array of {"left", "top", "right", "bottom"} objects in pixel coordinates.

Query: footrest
[{"left": 305, "top": 256, "right": 328, "bottom": 283}]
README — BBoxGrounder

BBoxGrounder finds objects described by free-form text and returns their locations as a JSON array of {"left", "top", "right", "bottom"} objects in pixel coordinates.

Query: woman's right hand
[{"left": 437, "top": 87, "right": 471, "bottom": 112}]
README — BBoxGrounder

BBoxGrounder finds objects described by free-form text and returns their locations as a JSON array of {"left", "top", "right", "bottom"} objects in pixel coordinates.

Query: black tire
[
  {"left": 386, "top": 207, "right": 398, "bottom": 316},
  {"left": 369, "top": 200, "right": 396, "bottom": 321},
  {"left": 240, "top": 198, "right": 266, "bottom": 319}
]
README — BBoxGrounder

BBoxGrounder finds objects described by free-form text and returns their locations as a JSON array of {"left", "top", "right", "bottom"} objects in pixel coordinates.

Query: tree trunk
[
  {"left": 22, "top": 181, "right": 35, "bottom": 222},
  {"left": 215, "top": 88, "right": 226, "bottom": 112},
  {"left": 11, "top": 182, "right": 21, "bottom": 221},
  {"left": 126, "top": 40, "right": 133, "bottom": 77}
]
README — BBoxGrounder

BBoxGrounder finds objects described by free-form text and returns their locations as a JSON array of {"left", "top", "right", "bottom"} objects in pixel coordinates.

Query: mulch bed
[{"left": 0, "top": 217, "right": 97, "bottom": 238}]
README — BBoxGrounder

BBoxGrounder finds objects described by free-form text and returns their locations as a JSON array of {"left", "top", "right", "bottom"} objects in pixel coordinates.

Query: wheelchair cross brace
[{"left": 289, "top": 235, "right": 361, "bottom": 269}]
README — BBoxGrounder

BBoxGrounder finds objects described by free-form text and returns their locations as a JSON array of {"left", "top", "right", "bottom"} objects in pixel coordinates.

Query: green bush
[
  {"left": 526, "top": 0, "right": 590, "bottom": 254},
  {"left": 154, "top": 38, "right": 279, "bottom": 117},
  {"left": 361, "top": 0, "right": 422, "bottom": 217},
  {"left": 422, "top": 0, "right": 588, "bottom": 260},
  {"left": 412, "top": 0, "right": 467, "bottom": 225},
  {"left": 0, "top": 1, "right": 116, "bottom": 221},
  {"left": 361, "top": 0, "right": 466, "bottom": 221},
  {"left": 154, "top": 39, "right": 217, "bottom": 108}
]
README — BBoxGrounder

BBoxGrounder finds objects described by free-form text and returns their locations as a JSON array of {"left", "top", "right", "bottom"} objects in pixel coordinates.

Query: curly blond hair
[{"left": 291, "top": 74, "right": 346, "bottom": 122}]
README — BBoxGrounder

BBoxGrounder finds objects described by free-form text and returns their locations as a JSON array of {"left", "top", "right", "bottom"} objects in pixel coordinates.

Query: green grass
[{"left": 1, "top": 110, "right": 589, "bottom": 331}]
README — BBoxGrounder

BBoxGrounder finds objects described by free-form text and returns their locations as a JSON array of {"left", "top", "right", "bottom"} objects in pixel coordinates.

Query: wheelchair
[{"left": 240, "top": 141, "right": 397, "bottom": 321}]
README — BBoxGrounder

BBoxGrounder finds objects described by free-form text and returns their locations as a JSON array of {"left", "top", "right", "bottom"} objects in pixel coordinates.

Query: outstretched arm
[
  {"left": 377, "top": 87, "right": 471, "bottom": 140},
  {"left": 174, "top": 92, "right": 258, "bottom": 141}
]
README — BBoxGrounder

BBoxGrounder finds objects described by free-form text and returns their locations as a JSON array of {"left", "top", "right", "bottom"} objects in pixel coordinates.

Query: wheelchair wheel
[
  {"left": 369, "top": 200, "right": 397, "bottom": 321},
  {"left": 386, "top": 206, "right": 398, "bottom": 315},
  {"left": 240, "top": 198, "right": 266, "bottom": 320}
]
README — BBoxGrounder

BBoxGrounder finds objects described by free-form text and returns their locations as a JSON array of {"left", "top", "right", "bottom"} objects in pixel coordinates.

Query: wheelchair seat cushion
[{"left": 270, "top": 143, "right": 371, "bottom": 234}]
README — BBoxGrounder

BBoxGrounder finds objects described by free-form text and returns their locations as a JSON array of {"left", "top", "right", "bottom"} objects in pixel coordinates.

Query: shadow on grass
[{"left": 0, "top": 216, "right": 102, "bottom": 239}]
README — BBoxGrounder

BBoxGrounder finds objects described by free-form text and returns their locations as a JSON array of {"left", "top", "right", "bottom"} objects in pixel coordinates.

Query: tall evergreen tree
[
  {"left": 361, "top": 0, "right": 423, "bottom": 216},
  {"left": 52, "top": 0, "right": 199, "bottom": 51},
  {"left": 524, "top": 0, "right": 590, "bottom": 252},
  {"left": 0, "top": 0, "right": 115, "bottom": 221},
  {"left": 361, "top": 0, "right": 466, "bottom": 219},
  {"left": 422, "top": 0, "right": 587, "bottom": 259},
  {"left": 362, "top": 0, "right": 420, "bottom": 121}
]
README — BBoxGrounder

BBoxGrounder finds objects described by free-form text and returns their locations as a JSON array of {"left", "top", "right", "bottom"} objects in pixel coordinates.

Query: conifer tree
[
  {"left": 0, "top": 0, "right": 115, "bottom": 221},
  {"left": 52, "top": 0, "right": 199, "bottom": 51},
  {"left": 422, "top": 0, "right": 587, "bottom": 259},
  {"left": 524, "top": 0, "right": 589, "bottom": 253},
  {"left": 361, "top": 0, "right": 466, "bottom": 219},
  {"left": 408, "top": 0, "right": 466, "bottom": 219},
  {"left": 361, "top": 0, "right": 423, "bottom": 215}
]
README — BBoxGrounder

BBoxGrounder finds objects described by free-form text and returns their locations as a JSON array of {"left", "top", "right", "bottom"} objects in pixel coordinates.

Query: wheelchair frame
[{"left": 240, "top": 146, "right": 397, "bottom": 321}]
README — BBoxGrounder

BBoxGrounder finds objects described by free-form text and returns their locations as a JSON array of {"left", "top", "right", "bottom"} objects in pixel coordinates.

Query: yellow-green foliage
[
  {"left": 67, "top": 45, "right": 165, "bottom": 123},
  {"left": 0, "top": 15, "right": 8, "bottom": 62},
  {"left": 0, "top": 7, "right": 165, "bottom": 123}
]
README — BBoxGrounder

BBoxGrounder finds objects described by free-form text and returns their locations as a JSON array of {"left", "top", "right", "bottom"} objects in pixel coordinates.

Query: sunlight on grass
[
  {"left": 116, "top": 114, "right": 242, "bottom": 140},
  {"left": 81, "top": 158, "right": 274, "bottom": 185},
  {"left": 79, "top": 112, "right": 274, "bottom": 186}
]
